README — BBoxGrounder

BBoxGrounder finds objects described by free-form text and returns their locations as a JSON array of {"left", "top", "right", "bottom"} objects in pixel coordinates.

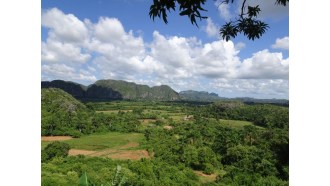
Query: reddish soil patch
[
  {"left": 119, "top": 142, "right": 139, "bottom": 149},
  {"left": 69, "top": 148, "right": 150, "bottom": 160},
  {"left": 108, "top": 150, "right": 150, "bottom": 160},
  {"left": 88, "top": 149, "right": 117, "bottom": 157},
  {"left": 67, "top": 140, "right": 149, "bottom": 160},
  {"left": 69, "top": 149, "right": 97, "bottom": 156},
  {"left": 194, "top": 171, "right": 217, "bottom": 180},
  {"left": 41, "top": 136, "right": 73, "bottom": 141}
]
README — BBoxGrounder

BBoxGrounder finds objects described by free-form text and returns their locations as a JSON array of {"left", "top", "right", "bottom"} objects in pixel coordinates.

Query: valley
[{"left": 41, "top": 81, "right": 289, "bottom": 185}]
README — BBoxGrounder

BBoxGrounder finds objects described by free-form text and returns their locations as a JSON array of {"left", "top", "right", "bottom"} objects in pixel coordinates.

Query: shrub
[
  {"left": 42, "top": 141, "right": 70, "bottom": 162},
  {"left": 203, "top": 163, "right": 215, "bottom": 175}
]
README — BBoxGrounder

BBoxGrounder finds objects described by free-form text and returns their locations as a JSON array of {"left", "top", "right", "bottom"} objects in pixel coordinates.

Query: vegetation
[
  {"left": 41, "top": 88, "right": 93, "bottom": 137},
  {"left": 149, "top": 0, "right": 289, "bottom": 41},
  {"left": 41, "top": 87, "right": 289, "bottom": 185},
  {"left": 42, "top": 141, "right": 70, "bottom": 162},
  {"left": 42, "top": 79, "right": 180, "bottom": 101}
]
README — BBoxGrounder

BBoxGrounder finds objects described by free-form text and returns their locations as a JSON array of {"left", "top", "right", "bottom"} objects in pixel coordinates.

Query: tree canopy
[{"left": 149, "top": 0, "right": 289, "bottom": 41}]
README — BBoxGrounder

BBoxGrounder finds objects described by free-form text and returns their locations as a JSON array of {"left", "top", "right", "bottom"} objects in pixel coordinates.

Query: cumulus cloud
[
  {"left": 237, "top": 49, "right": 289, "bottom": 79},
  {"left": 210, "top": 79, "right": 288, "bottom": 98},
  {"left": 41, "top": 39, "right": 91, "bottom": 63},
  {"left": 42, "top": 8, "right": 88, "bottom": 43},
  {"left": 41, "top": 7, "right": 289, "bottom": 98},
  {"left": 272, "top": 36, "right": 289, "bottom": 50},
  {"left": 42, "top": 64, "right": 97, "bottom": 82}
]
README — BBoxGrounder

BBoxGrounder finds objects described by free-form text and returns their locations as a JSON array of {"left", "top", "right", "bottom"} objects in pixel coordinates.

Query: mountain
[
  {"left": 41, "top": 79, "right": 288, "bottom": 104},
  {"left": 41, "top": 80, "right": 87, "bottom": 98},
  {"left": 41, "top": 79, "right": 180, "bottom": 101},
  {"left": 179, "top": 90, "right": 224, "bottom": 102}
]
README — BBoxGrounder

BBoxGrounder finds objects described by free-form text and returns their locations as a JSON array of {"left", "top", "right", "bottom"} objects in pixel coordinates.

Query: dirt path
[
  {"left": 119, "top": 142, "right": 139, "bottom": 149},
  {"left": 193, "top": 171, "right": 217, "bottom": 181},
  {"left": 108, "top": 150, "right": 149, "bottom": 160},
  {"left": 68, "top": 141, "right": 149, "bottom": 160},
  {"left": 41, "top": 136, "right": 73, "bottom": 141},
  {"left": 69, "top": 149, "right": 97, "bottom": 156}
]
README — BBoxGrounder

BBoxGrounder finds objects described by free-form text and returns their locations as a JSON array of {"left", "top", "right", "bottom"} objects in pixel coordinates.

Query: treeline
[{"left": 189, "top": 101, "right": 289, "bottom": 129}]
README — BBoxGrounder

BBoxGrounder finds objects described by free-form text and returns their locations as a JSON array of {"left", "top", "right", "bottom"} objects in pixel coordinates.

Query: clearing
[{"left": 42, "top": 132, "right": 149, "bottom": 160}]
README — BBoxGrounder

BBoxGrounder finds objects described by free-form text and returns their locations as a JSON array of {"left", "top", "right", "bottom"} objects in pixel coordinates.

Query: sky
[{"left": 41, "top": 0, "right": 289, "bottom": 99}]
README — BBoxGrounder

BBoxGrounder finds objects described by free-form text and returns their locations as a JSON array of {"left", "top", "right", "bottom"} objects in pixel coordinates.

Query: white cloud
[
  {"left": 210, "top": 79, "right": 288, "bottom": 98},
  {"left": 42, "top": 64, "right": 97, "bottom": 83},
  {"left": 94, "top": 17, "right": 125, "bottom": 43},
  {"left": 195, "top": 40, "right": 240, "bottom": 79},
  {"left": 272, "top": 36, "right": 289, "bottom": 50},
  {"left": 235, "top": 42, "right": 246, "bottom": 50},
  {"left": 41, "top": 39, "right": 91, "bottom": 63},
  {"left": 204, "top": 18, "right": 218, "bottom": 38},
  {"left": 41, "top": 8, "right": 289, "bottom": 98},
  {"left": 238, "top": 49, "right": 289, "bottom": 79},
  {"left": 41, "top": 8, "right": 88, "bottom": 43},
  {"left": 215, "top": 0, "right": 232, "bottom": 21}
]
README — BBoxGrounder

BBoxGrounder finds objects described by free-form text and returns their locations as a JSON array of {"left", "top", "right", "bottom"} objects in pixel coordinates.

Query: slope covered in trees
[{"left": 41, "top": 88, "right": 93, "bottom": 137}]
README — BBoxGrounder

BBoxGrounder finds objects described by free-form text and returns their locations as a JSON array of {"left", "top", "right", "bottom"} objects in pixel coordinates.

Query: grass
[
  {"left": 219, "top": 119, "right": 263, "bottom": 129},
  {"left": 42, "top": 132, "right": 145, "bottom": 151},
  {"left": 95, "top": 110, "right": 132, "bottom": 114}
]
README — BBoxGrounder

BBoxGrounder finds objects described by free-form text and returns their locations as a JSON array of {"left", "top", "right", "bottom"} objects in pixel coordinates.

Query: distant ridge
[
  {"left": 179, "top": 90, "right": 226, "bottom": 102},
  {"left": 42, "top": 79, "right": 180, "bottom": 101},
  {"left": 41, "top": 79, "right": 288, "bottom": 105}
]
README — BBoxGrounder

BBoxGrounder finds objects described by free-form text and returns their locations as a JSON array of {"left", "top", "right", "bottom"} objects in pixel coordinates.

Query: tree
[
  {"left": 149, "top": 0, "right": 289, "bottom": 41},
  {"left": 41, "top": 141, "right": 70, "bottom": 162}
]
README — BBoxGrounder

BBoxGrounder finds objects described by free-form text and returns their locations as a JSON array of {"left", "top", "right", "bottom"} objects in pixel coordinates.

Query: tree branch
[{"left": 240, "top": 0, "right": 247, "bottom": 18}]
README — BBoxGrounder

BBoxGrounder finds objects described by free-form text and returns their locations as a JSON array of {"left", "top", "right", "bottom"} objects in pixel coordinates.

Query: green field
[
  {"left": 219, "top": 119, "right": 255, "bottom": 129},
  {"left": 42, "top": 132, "right": 145, "bottom": 150}
]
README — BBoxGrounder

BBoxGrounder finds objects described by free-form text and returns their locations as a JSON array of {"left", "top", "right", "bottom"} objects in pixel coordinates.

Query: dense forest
[{"left": 42, "top": 87, "right": 288, "bottom": 185}]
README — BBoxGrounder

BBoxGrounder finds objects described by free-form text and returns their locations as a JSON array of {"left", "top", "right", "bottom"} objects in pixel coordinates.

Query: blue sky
[{"left": 41, "top": 0, "right": 289, "bottom": 99}]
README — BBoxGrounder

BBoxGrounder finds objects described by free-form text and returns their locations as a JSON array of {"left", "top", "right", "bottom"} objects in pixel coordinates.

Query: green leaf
[{"left": 79, "top": 172, "right": 89, "bottom": 186}]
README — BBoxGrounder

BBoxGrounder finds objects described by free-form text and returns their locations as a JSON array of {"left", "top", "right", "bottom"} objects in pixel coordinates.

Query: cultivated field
[{"left": 41, "top": 132, "right": 149, "bottom": 160}]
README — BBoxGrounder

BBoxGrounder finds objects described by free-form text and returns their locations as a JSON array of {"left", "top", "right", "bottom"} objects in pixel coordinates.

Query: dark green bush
[{"left": 42, "top": 141, "right": 70, "bottom": 162}]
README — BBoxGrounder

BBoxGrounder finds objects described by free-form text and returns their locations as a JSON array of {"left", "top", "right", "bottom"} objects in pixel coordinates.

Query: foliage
[
  {"left": 41, "top": 88, "right": 93, "bottom": 136},
  {"left": 42, "top": 141, "right": 70, "bottom": 162},
  {"left": 41, "top": 100, "right": 289, "bottom": 185},
  {"left": 149, "top": 0, "right": 289, "bottom": 41},
  {"left": 78, "top": 172, "right": 89, "bottom": 186}
]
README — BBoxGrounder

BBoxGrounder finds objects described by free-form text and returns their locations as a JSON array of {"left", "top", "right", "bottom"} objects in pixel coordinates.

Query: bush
[
  {"left": 42, "top": 141, "right": 70, "bottom": 162},
  {"left": 203, "top": 163, "right": 215, "bottom": 175}
]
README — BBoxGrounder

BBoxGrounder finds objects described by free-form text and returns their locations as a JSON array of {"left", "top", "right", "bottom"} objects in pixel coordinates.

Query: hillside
[
  {"left": 93, "top": 79, "right": 180, "bottom": 100},
  {"left": 179, "top": 90, "right": 224, "bottom": 102},
  {"left": 41, "top": 80, "right": 87, "bottom": 98},
  {"left": 41, "top": 88, "right": 92, "bottom": 136},
  {"left": 42, "top": 79, "right": 180, "bottom": 101}
]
